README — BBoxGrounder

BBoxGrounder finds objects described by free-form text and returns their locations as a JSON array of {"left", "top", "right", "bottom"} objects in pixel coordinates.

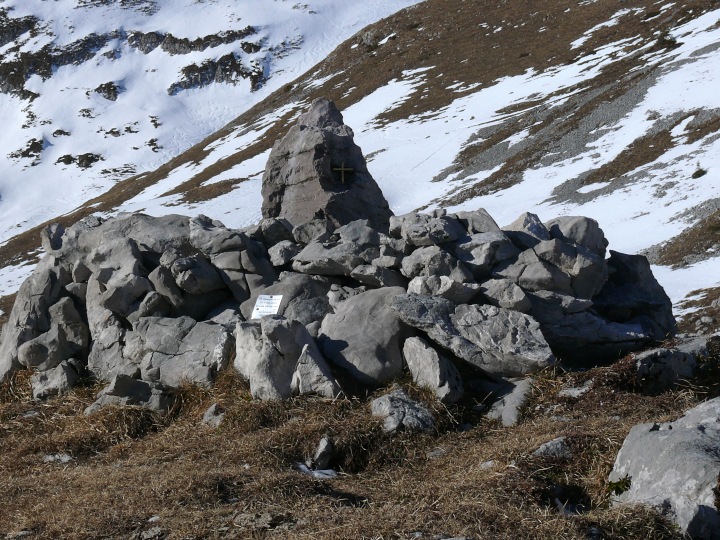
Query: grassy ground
[{"left": 2, "top": 347, "right": 717, "bottom": 540}]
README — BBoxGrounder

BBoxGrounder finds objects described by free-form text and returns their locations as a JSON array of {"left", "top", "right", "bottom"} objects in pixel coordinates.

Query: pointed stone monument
[{"left": 261, "top": 98, "right": 393, "bottom": 231}]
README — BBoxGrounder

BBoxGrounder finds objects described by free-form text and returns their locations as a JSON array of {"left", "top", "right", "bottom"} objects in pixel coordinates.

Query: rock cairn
[{"left": 0, "top": 99, "right": 676, "bottom": 414}]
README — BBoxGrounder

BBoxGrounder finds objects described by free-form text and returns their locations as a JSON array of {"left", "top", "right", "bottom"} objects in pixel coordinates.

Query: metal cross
[{"left": 332, "top": 162, "right": 354, "bottom": 183}]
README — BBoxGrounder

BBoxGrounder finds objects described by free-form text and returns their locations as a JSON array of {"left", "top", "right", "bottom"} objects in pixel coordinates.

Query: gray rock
[
  {"left": 399, "top": 213, "right": 466, "bottom": 246},
  {"left": 319, "top": 287, "right": 407, "bottom": 387},
  {"left": 545, "top": 215, "right": 608, "bottom": 257},
  {"left": 592, "top": 251, "right": 676, "bottom": 342},
  {"left": 292, "top": 240, "right": 368, "bottom": 276},
  {"left": 259, "top": 217, "right": 294, "bottom": 247},
  {"left": 240, "top": 272, "right": 334, "bottom": 328},
  {"left": 0, "top": 259, "right": 71, "bottom": 382},
  {"left": 309, "top": 435, "right": 336, "bottom": 469},
  {"left": 31, "top": 359, "right": 83, "bottom": 400},
  {"left": 351, "top": 264, "right": 406, "bottom": 288},
  {"left": 268, "top": 240, "right": 302, "bottom": 266},
  {"left": 336, "top": 219, "right": 381, "bottom": 246},
  {"left": 401, "top": 245, "right": 474, "bottom": 283},
  {"left": 261, "top": 98, "right": 393, "bottom": 231},
  {"left": 532, "top": 436, "right": 572, "bottom": 459},
  {"left": 392, "top": 294, "right": 554, "bottom": 377},
  {"left": 403, "top": 337, "right": 463, "bottom": 404},
  {"left": 171, "top": 255, "right": 226, "bottom": 294},
  {"left": 201, "top": 403, "right": 225, "bottom": 428},
  {"left": 407, "top": 275, "right": 480, "bottom": 304},
  {"left": 503, "top": 212, "right": 551, "bottom": 249},
  {"left": 235, "top": 316, "right": 340, "bottom": 400},
  {"left": 486, "top": 378, "right": 534, "bottom": 427},
  {"left": 634, "top": 345, "right": 697, "bottom": 394},
  {"left": 558, "top": 379, "right": 593, "bottom": 398},
  {"left": 84, "top": 374, "right": 175, "bottom": 414},
  {"left": 452, "top": 231, "right": 520, "bottom": 279},
  {"left": 532, "top": 239, "right": 608, "bottom": 299},
  {"left": 494, "top": 248, "right": 574, "bottom": 295},
  {"left": 479, "top": 278, "right": 532, "bottom": 312},
  {"left": 292, "top": 217, "right": 334, "bottom": 245},
  {"left": 189, "top": 214, "right": 245, "bottom": 254},
  {"left": 148, "top": 266, "right": 184, "bottom": 309},
  {"left": 291, "top": 343, "right": 342, "bottom": 398},
  {"left": 129, "top": 317, "right": 233, "bottom": 388},
  {"left": 455, "top": 208, "right": 501, "bottom": 234},
  {"left": 609, "top": 398, "right": 720, "bottom": 539},
  {"left": 370, "top": 387, "right": 435, "bottom": 433},
  {"left": 64, "top": 282, "right": 88, "bottom": 304}
]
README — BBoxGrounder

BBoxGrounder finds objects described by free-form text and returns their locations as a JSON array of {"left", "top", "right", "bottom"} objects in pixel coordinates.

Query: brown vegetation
[{"left": 2, "top": 357, "right": 713, "bottom": 539}]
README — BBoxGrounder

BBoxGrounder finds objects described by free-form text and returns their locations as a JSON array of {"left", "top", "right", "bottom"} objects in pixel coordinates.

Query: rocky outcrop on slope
[
  {"left": 261, "top": 98, "right": 393, "bottom": 231},
  {"left": 0, "top": 100, "right": 677, "bottom": 415}
]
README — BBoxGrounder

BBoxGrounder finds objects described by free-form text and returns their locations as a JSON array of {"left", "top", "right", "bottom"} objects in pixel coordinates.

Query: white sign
[{"left": 250, "top": 294, "right": 283, "bottom": 320}]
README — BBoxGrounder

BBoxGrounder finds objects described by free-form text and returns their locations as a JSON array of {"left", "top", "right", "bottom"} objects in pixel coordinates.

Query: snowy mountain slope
[
  {"left": 0, "top": 0, "right": 423, "bottom": 244},
  {"left": 1, "top": 0, "right": 719, "bottom": 333}
]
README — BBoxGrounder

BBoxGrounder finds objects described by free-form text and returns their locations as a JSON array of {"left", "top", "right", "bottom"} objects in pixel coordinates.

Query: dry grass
[
  {"left": 1, "top": 356, "right": 710, "bottom": 539},
  {"left": 655, "top": 209, "right": 720, "bottom": 268}
]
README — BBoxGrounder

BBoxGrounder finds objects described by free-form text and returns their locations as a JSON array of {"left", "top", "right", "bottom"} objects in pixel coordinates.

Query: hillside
[{"left": 0, "top": 0, "right": 718, "bottom": 335}]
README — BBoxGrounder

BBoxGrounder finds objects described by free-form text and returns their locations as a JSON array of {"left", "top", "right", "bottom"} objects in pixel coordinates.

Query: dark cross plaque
[{"left": 332, "top": 162, "right": 354, "bottom": 183}]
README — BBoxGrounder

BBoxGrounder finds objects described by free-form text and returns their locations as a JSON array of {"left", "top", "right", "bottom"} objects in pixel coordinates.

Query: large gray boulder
[
  {"left": 609, "top": 398, "right": 720, "bottom": 539},
  {"left": 403, "top": 336, "right": 463, "bottom": 404},
  {"left": 126, "top": 316, "right": 234, "bottom": 388},
  {"left": 391, "top": 294, "right": 554, "bottom": 378},
  {"left": 261, "top": 98, "right": 393, "bottom": 231},
  {"left": 452, "top": 231, "right": 520, "bottom": 279},
  {"left": 31, "top": 359, "right": 83, "bottom": 400},
  {"left": 84, "top": 374, "right": 175, "bottom": 415},
  {"left": 634, "top": 337, "right": 706, "bottom": 394},
  {"left": 235, "top": 316, "right": 340, "bottom": 400},
  {"left": 319, "top": 287, "right": 408, "bottom": 387}
]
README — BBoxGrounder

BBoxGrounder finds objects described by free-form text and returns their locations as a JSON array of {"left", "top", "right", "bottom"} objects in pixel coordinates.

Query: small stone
[{"left": 532, "top": 436, "right": 572, "bottom": 459}]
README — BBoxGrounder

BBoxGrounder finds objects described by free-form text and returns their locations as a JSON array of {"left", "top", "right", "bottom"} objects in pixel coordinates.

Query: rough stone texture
[
  {"left": 486, "top": 378, "right": 534, "bottom": 427},
  {"left": 403, "top": 336, "right": 464, "bottom": 404},
  {"left": 609, "top": 398, "right": 720, "bottom": 539},
  {"left": 84, "top": 374, "right": 175, "bottom": 415},
  {"left": 503, "top": 212, "right": 551, "bottom": 249},
  {"left": 235, "top": 316, "right": 340, "bottom": 400},
  {"left": 268, "top": 240, "right": 302, "bottom": 267},
  {"left": 202, "top": 403, "right": 225, "bottom": 428},
  {"left": 319, "top": 287, "right": 407, "bottom": 387},
  {"left": 127, "top": 317, "right": 233, "bottom": 388},
  {"left": 455, "top": 208, "right": 501, "bottom": 234},
  {"left": 370, "top": 387, "right": 435, "bottom": 433},
  {"left": 0, "top": 258, "right": 70, "bottom": 381},
  {"left": 240, "top": 272, "right": 334, "bottom": 329},
  {"left": 407, "top": 275, "right": 480, "bottom": 304},
  {"left": 592, "top": 251, "right": 676, "bottom": 341},
  {"left": 397, "top": 213, "right": 466, "bottom": 246},
  {"left": 401, "top": 245, "right": 474, "bottom": 283},
  {"left": 392, "top": 294, "right": 554, "bottom": 378},
  {"left": 292, "top": 240, "right": 369, "bottom": 276},
  {"left": 479, "top": 278, "right": 532, "bottom": 313},
  {"left": 452, "top": 232, "right": 520, "bottom": 279},
  {"left": 261, "top": 98, "right": 393, "bottom": 231},
  {"left": 634, "top": 341, "right": 699, "bottom": 394},
  {"left": 544, "top": 215, "right": 608, "bottom": 257},
  {"left": 532, "top": 436, "right": 572, "bottom": 459},
  {"left": 31, "top": 359, "right": 83, "bottom": 400}
]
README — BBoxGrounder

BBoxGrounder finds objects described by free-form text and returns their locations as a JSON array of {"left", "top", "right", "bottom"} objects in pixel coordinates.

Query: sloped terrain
[{"left": 1, "top": 0, "right": 717, "bottom": 334}]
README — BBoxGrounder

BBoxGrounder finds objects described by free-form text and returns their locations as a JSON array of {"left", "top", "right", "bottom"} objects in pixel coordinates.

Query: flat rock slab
[
  {"left": 609, "top": 398, "right": 720, "bottom": 539},
  {"left": 391, "top": 294, "right": 554, "bottom": 378}
]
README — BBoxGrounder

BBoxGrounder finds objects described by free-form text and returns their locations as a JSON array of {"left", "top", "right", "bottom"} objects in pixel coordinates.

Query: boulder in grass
[
  {"left": 371, "top": 387, "right": 435, "bottom": 433},
  {"left": 403, "top": 337, "right": 463, "bottom": 404},
  {"left": 609, "top": 398, "right": 720, "bottom": 539}
]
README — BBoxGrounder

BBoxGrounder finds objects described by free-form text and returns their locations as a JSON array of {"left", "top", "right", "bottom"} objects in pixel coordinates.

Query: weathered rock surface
[
  {"left": 609, "top": 398, "right": 720, "bottom": 539},
  {"left": 320, "top": 287, "right": 408, "bottom": 387},
  {"left": 85, "top": 374, "right": 175, "bottom": 415},
  {"left": 486, "top": 378, "right": 534, "bottom": 427},
  {"left": 392, "top": 294, "right": 554, "bottom": 378},
  {"left": 370, "top": 387, "right": 435, "bottom": 433},
  {"left": 31, "top": 359, "right": 83, "bottom": 400},
  {"left": 261, "top": 98, "right": 392, "bottom": 231},
  {"left": 403, "top": 336, "right": 463, "bottom": 404},
  {"left": 235, "top": 316, "right": 340, "bottom": 400}
]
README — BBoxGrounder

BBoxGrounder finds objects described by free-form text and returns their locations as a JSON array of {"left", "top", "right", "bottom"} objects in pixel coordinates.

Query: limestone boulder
[
  {"left": 261, "top": 98, "right": 392, "bottom": 231},
  {"left": 31, "top": 359, "right": 83, "bottom": 400},
  {"left": 371, "top": 387, "right": 435, "bottom": 433},
  {"left": 403, "top": 337, "right": 463, "bottom": 404},
  {"left": 84, "top": 374, "right": 175, "bottom": 415},
  {"left": 319, "top": 287, "right": 408, "bottom": 387},
  {"left": 609, "top": 398, "right": 720, "bottom": 539},
  {"left": 391, "top": 294, "right": 554, "bottom": 378},
  {"left": 452, "top": 231, "right": 520, "bottom": 279}
]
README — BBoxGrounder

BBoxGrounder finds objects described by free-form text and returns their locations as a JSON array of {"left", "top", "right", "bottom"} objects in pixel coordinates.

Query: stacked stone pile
[{"left": 0, "top": 98, "right": 678, "bottom": 414}]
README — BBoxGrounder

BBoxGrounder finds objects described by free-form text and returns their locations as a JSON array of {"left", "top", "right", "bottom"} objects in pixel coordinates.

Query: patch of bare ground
[
  {"left": 3, "top": 356, "right": 714, "bottom": 539},
  {"left": 655, "top": 209, "right": 720, "bottom": 267},
  {"left": 677, "top": 286, "right": 720, "bottom": 335}
]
